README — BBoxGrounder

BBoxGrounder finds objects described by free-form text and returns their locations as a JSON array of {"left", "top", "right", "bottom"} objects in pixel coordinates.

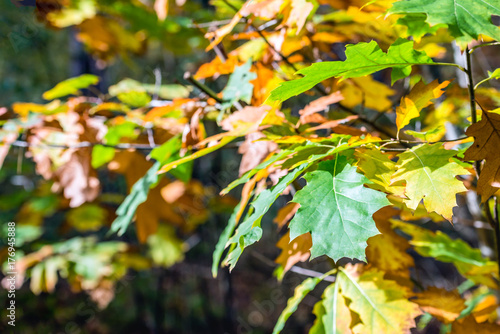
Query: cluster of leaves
[{"left": 2, "top": 0, "right": 500, "bottom": 332}]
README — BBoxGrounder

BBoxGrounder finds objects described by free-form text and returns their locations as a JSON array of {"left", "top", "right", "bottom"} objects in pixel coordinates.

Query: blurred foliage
[{"left": 1, "top": 0, "right": 500, "bottom": 333}]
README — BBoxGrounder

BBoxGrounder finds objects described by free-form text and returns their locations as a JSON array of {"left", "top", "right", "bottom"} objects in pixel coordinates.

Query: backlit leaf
[
  {"left": 389, "top": 0, "right": 500, "bottom": 45},
  {"left": 338, "top": 265, "right": 421, "bottom": 334},
  {"left": 463, "top": 109, "right": 500, "bottom": 201},
  {"left": 268, "top": 39, "right": 434, "bottom": 103},
  {"left": 391, "top": 143, "right": 469, "bottom": 221},
  {"left": 396, "top": 79, "right": 451, "bottom": 133}
]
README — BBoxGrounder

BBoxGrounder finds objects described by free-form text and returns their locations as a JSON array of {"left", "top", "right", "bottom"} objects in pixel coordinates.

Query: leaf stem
[{"left": 432, "top": 62, "right": 466, "bottom": 72}]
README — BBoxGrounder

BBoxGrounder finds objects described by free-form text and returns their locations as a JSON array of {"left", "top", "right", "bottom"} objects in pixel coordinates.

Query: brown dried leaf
[{"left": 463, "top": 109, "right": 500, "bottom": 201}]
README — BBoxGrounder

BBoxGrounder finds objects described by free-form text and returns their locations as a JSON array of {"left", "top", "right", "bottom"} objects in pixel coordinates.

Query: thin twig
[
  {"left": 251, "top": 252, "right": 335, "bottom": 282},
  {"left": 184, "top": 72, "right": 223, "bottom": 103}
]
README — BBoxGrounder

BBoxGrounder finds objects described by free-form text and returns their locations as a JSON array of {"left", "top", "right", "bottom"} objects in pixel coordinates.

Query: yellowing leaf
[
  {"left": 391, "top": 143, "right": 469, "bottom": 221},
  {"left": 396, "top": 79, "right": 451, "bottom": 133},
  {"left": 355, "top": 148, "right": 406, "bottom": 197},
  {"left": 391, "top": 220, "right": 499, "bottom": 288},
  {"left": 339, "top": 76, "right": 395, "bottom": 112},
  {"left": 338, "top": 265, "right": 421, "bottom": 334},
  {"left": 463, "top": 109, "right": 500, "bottom": 201}
]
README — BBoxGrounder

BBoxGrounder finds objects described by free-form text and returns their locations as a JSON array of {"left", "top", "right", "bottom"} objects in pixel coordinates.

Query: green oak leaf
[
  {"left": 221, "top": 58, "right": 257, "bottom": 109},
  {"left": 289, "top": 156, "right": 390, "bottom": 262},
  {"left": 267, "top": 38, "right": 434, "bottom": 103},
  {"left": 391, "top": 143, "right": 469, "bottom": 221},
  {"left": 388, "top": 0, "right": 500, "bottom": 45},
  {"left": 223, "top": 163, "right": 308, "bottom": 270},
  {"left": 110, "top": 161, "right": 162, "bottom": 236}
]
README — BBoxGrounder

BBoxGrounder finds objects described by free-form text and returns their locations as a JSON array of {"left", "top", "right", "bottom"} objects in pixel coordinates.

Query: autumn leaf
[
  {"left": 268, "top": 39, "right": 434, "bottom": 103},
  {"left": 451, "top": 316, "right": 500, "bottom": 334},
  {"left": 413, "top": 287, "right": 466, "bottom": 323},
  {"left": 463, "top": 109, "right": 500, "bottom": 201},
  {"left": 366, "top": 208, "right": 414, "bottom": 281},
  {"left": 396, "top": 79, "right": 451, "bottom": 134},
  {"left": 338, "top": 265, "right": 421, "bottom": 334},
  {"left": 339, "top": 76, "right": 395, "bottom": 112},
  {"left": 355, "top": 148, "right": 406, "bottom": 197},
  {"left": 275, "top": 231, "right": 312, "bottom": 279},
  {"left": 391, "top": 143, "right": 469, "bottom": 221},
  {"left": 289, "top": 155, "right": 391, "bottom": 262},
  {"left": 298, "top": 91, "right": 344, "bottom": 122}
]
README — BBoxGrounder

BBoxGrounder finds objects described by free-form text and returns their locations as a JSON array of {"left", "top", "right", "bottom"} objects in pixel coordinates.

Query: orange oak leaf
[
  {"left": 451, "top": 316, "right": 500, "bottom": 334},
  {"left": 275, "top": 231, "right": 312, "bottom": 275},
  {"left": 273, "top": 202, "right": 300, "bottom": 229},
  {"left": 464, "top": 109, "right": 500, "bottom": 201},
  {"left": 413, "top": 287, "right": 466, "bottom": 323},
  {"left": 298, "top": 91, "right": 344, "bottom": 122}
]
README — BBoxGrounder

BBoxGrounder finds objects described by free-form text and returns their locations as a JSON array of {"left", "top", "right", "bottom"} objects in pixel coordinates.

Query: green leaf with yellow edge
[
  {"left": 389, "top": 0, "right": 500, "bottom": 46},
  {"left": 267, "top": 39, "right": 434, "bottom": 103},
  {"left": 289, "top": 155, "right": 391, "bottom": 262},
  {"left": 391, "top": 220, "right": 499, "bottom": 288},
  {"left": 43, "top": 74, "right": 99, "bottom": 100},
  {"left": 223, "top": 163, "right": 308, "bottom": 270},
  {"left": 396, "top": 79, "right": 451, "bottom": 133},
  {"left": 337, "top": 265, "right": 421, "bottom": 334},
  {"left": 355, "top": 148, "right": 406, "bottom": 197},
  {"left": 391, "top": 143, "right": 469, "bottom": 221},
  {"left": 273, "top": 269, "right": 336, "bottom": 334},
  {"left": 310, "top": 280, "right": 354, "bottom": 334}
]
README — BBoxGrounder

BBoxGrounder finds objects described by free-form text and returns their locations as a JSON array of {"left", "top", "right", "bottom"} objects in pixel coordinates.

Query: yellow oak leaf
[
  {"left": 413, "top": 287, "right": 466, "bottom": 323},
  {"left": 396, "top": 79, "right": 451, "bottom": 133},
  {"left": 463, "top": 109, "right": 500, "bottom": 201},
  {"left": 339, "top": 76, "right": 395, "bottom": 112},
  {"left": 366, "top": 207, "right": 414, "bottom": 282}
]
